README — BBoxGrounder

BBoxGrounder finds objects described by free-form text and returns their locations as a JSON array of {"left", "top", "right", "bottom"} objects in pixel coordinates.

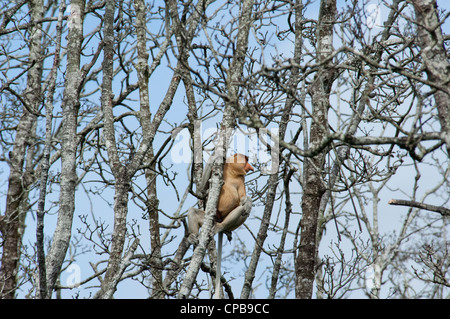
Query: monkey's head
[{"left": 226, "top": 154, "right": 255, "bottom": 175}]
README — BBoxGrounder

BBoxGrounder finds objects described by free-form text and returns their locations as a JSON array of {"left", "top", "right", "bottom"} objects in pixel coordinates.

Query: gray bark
[
  {"left": 45, "top": 0, "right": 85, "bottom": 298},
  {"left": 0, "top": 0, "right": 43, "bottom": 299},
  {"left": 97, "top": 0, "right": 203, "bottom": 298},
  {"left": 241, "top": 0, "right": 304, "bottom": 299},
  {"left": 313, "top": 0, "right": 403, "bottom": 298},
  {"left": 35, "top": 0, "right": 66, "bottom": 299},
  {"left": 177, "top": 156, "right": 223, "bottom": 299},
  {"left": 295, "top": 0, "right": 336, "bottom": 299},
  {"left": 95, "top": 0, "right": 127, "bottom": 299},
  {"left": 412, "top": 0, "right": 450, "bottom": 157},
  {"left": 134, "top": 0, "right": 164, "bottom": 298},
  {"left": 388, "top": 199, "right": 450, "bottom": 217},
  {"left": 178, "top": 0, "right": 255, "bottom": 299}
]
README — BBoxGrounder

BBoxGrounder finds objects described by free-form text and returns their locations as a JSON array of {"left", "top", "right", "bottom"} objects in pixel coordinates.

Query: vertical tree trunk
[
  {"left": 95, "top": 0, "right": 126, "bottom": 299},
  {"left": 241, "top": 0, "right": 303, "bottom": 299},
  {"left": 146, "top": 152, "right": 163, "bottom": 297},
  {"left": 295, "top": 0, "right": 336, "bottom": 299},
  {"left": 178, "top": 0, "right": 255, "bottom": 299},
  {"left": 0, "top": 0, "right": 43, "bottom": 299},
  {"left": 35, "top": 0, "right": 66, "bottom": 299},
  {"left": 412, "top": 0, "right": 450, "bottom": 157},
  {"left": 97, "top": 0, "right": 183, "bottom": 298},
  {"left": 96, "top": 174, "right": 132, "bottom": 299},
  {"left": 132, "top": 0, "right": 164, "bottom": 298},
  {"left": 312, "top": 0, "right": 402, "bottom": 299},
  {"left": 45, "top": 0, "right": 85, "bottom": 298}
]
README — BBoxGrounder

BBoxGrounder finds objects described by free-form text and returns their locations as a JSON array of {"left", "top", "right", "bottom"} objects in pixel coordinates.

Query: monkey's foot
[
  {"left": 187, "top": 233, "right": 199, "bottom": 246},
  {"left": 224, "top": 231, "right": 232, "bottom": 242}
]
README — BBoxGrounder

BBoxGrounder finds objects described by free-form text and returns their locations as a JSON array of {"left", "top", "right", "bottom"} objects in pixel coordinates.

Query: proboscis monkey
[
  {"left": 187, "top": 153, "right": 254, "bottom": 298},
  {"left": 187, "top": 153, "right": 254, "bottom": 245}
]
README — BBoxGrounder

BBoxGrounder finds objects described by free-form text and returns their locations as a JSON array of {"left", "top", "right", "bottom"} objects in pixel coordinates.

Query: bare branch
[{"left": 388, "top": 199, "right": 450, "bottom": 217}]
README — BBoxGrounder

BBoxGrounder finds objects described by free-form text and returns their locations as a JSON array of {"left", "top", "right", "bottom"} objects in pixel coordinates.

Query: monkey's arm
[
  {"left": 199, "top": 154, "right": 218, "bottom": 194},
  {"left": 213, "top": 196, "right": 252, "bottom": 235},
  {"left": 187, "top": 207, "right": 205, "bottom": 245}
]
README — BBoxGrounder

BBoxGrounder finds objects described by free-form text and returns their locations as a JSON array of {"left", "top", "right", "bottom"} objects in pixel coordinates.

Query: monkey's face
[
  {"left": 244, "top": 161, "right": 254, "bottom": 173},
  {"left": 227, "top": 154, "right": 254, "bottom": 175}
]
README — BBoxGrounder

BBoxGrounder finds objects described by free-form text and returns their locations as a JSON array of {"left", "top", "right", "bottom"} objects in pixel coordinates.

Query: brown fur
[
  {"left": 187, "top": 153, "right": 254, "bottom": 245},
  {"left": 217, "top": 154, "right": 254, "bottom": 220}
]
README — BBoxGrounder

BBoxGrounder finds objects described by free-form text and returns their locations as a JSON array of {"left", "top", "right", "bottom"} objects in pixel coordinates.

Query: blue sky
[{"left": 1, "top": 0, "right": 449, "bottom": 298}]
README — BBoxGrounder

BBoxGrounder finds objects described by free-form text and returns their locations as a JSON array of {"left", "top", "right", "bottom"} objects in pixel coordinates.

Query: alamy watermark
[
  {"left": 65, "top": 263, "right": 81, "bottom": 288},
  {"left": 170, "top": 120, "right": 280, "bottom": 174}
]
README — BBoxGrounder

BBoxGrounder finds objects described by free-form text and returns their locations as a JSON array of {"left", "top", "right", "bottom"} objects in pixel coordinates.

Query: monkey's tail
[{"left": 214, "top": 232, "right": 223, "bottom": 299}]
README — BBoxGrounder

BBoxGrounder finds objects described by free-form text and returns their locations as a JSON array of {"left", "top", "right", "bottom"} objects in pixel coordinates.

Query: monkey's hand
[{"left": 239, "top": 196, "right": 252, "bottom": 218}]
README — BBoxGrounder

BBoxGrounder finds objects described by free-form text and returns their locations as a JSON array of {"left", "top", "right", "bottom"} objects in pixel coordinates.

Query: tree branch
[{"left": 388, "top": 199, "right": 450, "bottom": 217}]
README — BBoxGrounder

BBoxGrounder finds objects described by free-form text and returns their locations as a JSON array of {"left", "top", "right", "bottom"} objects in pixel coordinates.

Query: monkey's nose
[{"left": 245, "top": 163, "right": 255, "bottom": 172}]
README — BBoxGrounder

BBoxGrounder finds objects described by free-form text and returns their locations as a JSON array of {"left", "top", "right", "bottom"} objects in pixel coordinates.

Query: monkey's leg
[
  {"left": 187, "top": 207, "right": 205, "bottom": 246},
  {"left": 212, "top": 196, "right": 252, "bottom": 235}
]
